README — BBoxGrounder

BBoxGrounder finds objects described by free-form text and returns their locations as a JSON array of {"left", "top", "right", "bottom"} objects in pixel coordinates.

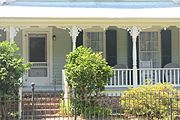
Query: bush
[
  {"left": 120, "top": 83, "right": 179, "bottom": 119},
  {"left": 0, "top": 41, "right": 31, "bottom": 119},
  {"left": 64, "top": 46, "right": 113, "bottom": 118},
  {"left": 65, "top": 46, "right": 113, "bottom": 98},
  {"left": 80, "top": 100, "right": 111, "bottom": 119}
]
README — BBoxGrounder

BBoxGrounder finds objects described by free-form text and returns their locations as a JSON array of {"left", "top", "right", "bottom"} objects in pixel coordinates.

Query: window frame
[
  {"left": 83, "top": 27, "right": 106, "bottom": 58},
  {"left": 139, "top": 28, "right": 161, "bottom": 68}
]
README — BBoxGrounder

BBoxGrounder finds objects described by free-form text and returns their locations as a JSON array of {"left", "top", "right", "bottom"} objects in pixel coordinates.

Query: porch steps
[{"left": 22, "top": 91, "right": 63, "bottom": 120}]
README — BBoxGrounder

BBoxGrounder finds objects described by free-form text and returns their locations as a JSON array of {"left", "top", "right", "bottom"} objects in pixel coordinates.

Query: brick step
[
  {"left": 23, "top": 108, "right": 60, "bottom": 115},
  {"left": 22, "top": 114, "right": 63, "bottom": 120},
  {"left": 22, "top": 92, "right": 62, "bottom": 98},
  {"left": 23, "top": 102, "right": 60, "bottom": 108},
  {"left": 22, "top": 91, "right": 63, "bottom": 119},
  {"left": 22, "top": 98, "right": 61, "bottom": 103},
  {"left": 23, "top": 105, "right": 60, "bottom": 110}
]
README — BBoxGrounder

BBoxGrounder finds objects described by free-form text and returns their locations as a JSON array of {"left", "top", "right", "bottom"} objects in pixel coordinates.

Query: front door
[{"left": 23, "top": 31, "right": 51, "bottom": 86}]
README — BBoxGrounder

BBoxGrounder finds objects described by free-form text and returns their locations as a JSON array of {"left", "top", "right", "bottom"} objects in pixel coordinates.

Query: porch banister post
[
  {"left": 64, "top": 26, "right": 82, "bottom": 112},
  {"left": 8, "top": 26, "right": 22, "bottom": 119},
  {"left": 68, "top": 26, "right": 82, "bottom": 51},
  {"left": 128, "top": 26, "right": 141, "bottom": 87}
]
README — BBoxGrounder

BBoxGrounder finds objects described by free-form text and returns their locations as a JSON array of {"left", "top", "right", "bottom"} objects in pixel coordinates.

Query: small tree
[
  {"left": 65, "top": 46, "right": 113, "bottom": 117},
  {"left": 0, "top": 41, "right": 31, "bottom": 119},
  {"left": 65, "top": 46, "right": 113, "bottom": 98}
]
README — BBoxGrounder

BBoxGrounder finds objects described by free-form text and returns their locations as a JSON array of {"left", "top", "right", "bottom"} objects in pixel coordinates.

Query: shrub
[
  {"left": 120, "top": 83, "right": 179, "bottom": 119},
  {"left": 64, "top": 46, "right": 113, "bottom": 118},
  {"left": 0, "top": 41, "right": 31, "bottom": 119},
  {"left": 58, "top": 98, "right": 73, "bottom": 116},
  {"left": 80, "top": 100, "right": 111, "bottom": 119},
  {"left": 65, "top": 46, "right": 113, "bottom": 98}
]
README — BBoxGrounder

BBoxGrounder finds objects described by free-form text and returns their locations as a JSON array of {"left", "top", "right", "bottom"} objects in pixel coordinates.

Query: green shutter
[
  {"left": 127, "top": 32, "right": 133, "bottom": 69},
  {"left": 161, "top": 29, "right": 171, "bottom": 67},
  {"left": 106, "top": 30, "right": 117, "bottom": 66}
]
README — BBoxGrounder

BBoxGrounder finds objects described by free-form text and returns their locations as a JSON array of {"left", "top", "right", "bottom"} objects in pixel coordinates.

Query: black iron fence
[{"left": 0, "top": 90, "right": 180, "bottom": 120}]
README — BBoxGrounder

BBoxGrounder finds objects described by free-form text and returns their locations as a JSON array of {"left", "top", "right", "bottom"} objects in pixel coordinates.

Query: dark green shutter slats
[
  {"left": 127, "top": 32, "right": 133, "bottom": 69},
  {"left": 161, "top": 29, "right": 171, "bottom": 67},
  {"left": 76, "top": 31, "right": 83, "bottom": 48},
  {"left": 106, "top": 30, "right": 117, "bottom": 66}
]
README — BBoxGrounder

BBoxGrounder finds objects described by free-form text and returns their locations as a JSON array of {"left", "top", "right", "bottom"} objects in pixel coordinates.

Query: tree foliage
[
  {"left": 65, "top": 46, "right": 113, "bottom": 118},
  {"left": 65, "top": 46, "right": 113, "bottom": 98},
  {"left": 0, "top": 41, "right": 31, "bottom": 97}
]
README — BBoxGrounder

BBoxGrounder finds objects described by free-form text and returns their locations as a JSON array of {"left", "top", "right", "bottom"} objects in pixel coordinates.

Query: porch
[
  {"left": 61, "top": 25, "right": 180, "bottom": 89},
  {"left": 1, "top": 5, "right": 180, "bottom": 90}
]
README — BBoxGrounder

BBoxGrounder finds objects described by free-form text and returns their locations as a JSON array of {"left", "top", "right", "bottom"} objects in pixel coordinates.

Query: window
[
  {"left": 85, "top": 32, "right": 104, "bottom": 53},
  {"left": 29, "top": 34, "right": 47, "bottom": 62},
  {"left": 139, "top": 32, "right": 161, "bottom": 68}
]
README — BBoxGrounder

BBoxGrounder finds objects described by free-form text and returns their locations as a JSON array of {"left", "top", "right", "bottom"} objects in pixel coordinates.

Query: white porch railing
[
  {"left": 138, "top": 68, "right": 180, "bottom": 87},
  {"left": 62, "top": 68, "right": 180, "bottom": 90},
  {"left": 105, "top": 69, "right": 133, "bottom": 88}
]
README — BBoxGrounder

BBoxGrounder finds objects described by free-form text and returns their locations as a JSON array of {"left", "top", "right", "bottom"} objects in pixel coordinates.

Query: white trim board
[{"left": 22, "top": 27, "right": 53, "bottom": 86}]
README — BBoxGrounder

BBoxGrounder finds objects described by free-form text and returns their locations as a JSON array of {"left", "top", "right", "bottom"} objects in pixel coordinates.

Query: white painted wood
[
  {"left": 23, "top": 27, "right": 53, "bottom": 86},
  {"left": 2, "top": 6, "right": 180, "bottom": 19},
  {"left": 68, "top": 26, "right": 82, "bottom": 51},
  {"left": 18, "top": 78, "right": 22, "bottom": 120},
  {"left": 127, "top": 26, "right": 142, "bottom": 87},
  {"left": 8, "top": 26, "right": 20, "bottom": 42},
  {"left": 106, "top": 68, "right": 180, "bottom": 88},
  {"left": 105, "top": 69, "right": 133, "bottom": 88},
  {"left": 62, "top": 68, "right": 180, "bottom": 89},
  {"left": 83, "top": 26, "right": 106, "bottom": 57}
]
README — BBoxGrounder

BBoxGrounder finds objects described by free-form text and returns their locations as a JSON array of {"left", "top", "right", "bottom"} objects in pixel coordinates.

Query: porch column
[
  {"left": 8, "top": 26, "right": 23, "bottom": 119},
  {"left": 68, "top": 26, "right": 82, "bottom": 51},
  {"left": 127, "top": 26, "right": 142, "bottom": 87},
  {"left": 8, "top": 26, "right": 20, "bottom": 42}
]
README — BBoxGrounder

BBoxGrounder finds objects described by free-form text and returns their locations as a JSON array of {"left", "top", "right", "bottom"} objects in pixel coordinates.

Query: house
[{"left": 0, "top": 0, "right": 180, "bottom": 92}]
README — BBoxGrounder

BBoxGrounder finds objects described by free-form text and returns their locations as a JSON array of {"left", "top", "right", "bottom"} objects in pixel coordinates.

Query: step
[
  {"left": 22, "top": 98, "right": 61, "bottom": 104},
  {"left": 23, "top": 108, "right": 60, "bottom": 115},
  {"left": 22, "top": 114, "right": 62, "bottom": 120},
  {"left": 23, "top": 103, "right": 60, "bottom": 109},
  {"left": 22, "top": 91, "right": 63, "bottom": 119}
]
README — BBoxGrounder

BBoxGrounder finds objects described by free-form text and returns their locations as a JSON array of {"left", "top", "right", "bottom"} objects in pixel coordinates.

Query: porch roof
[{"left": 3, "top": 1, "right": 179, "bottom": 9}]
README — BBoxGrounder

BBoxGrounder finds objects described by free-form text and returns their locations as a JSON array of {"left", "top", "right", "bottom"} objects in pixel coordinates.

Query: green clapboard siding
[
  {"left": 52, "top": 28, "right": 71, "bottom": 86},
  {"left": 0, "top": 30, "right": 6, "bottom": 42},
  {"left": 14, "top": 30, "right": 23, "bottom": 55}
]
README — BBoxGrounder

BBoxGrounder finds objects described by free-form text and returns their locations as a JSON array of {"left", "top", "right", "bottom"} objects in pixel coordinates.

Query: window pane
[
  {"left": 29, "top": 34, "right": 47, "bottom": 62},
  {"left": 87, "top": 32, "right": 103, "bottom": 53},
  {"left": 28, "top": 68, "right": 47, "bottom": 77},
  {"left": 139, "top": 32, "right": 160, "bottom": 68}
]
